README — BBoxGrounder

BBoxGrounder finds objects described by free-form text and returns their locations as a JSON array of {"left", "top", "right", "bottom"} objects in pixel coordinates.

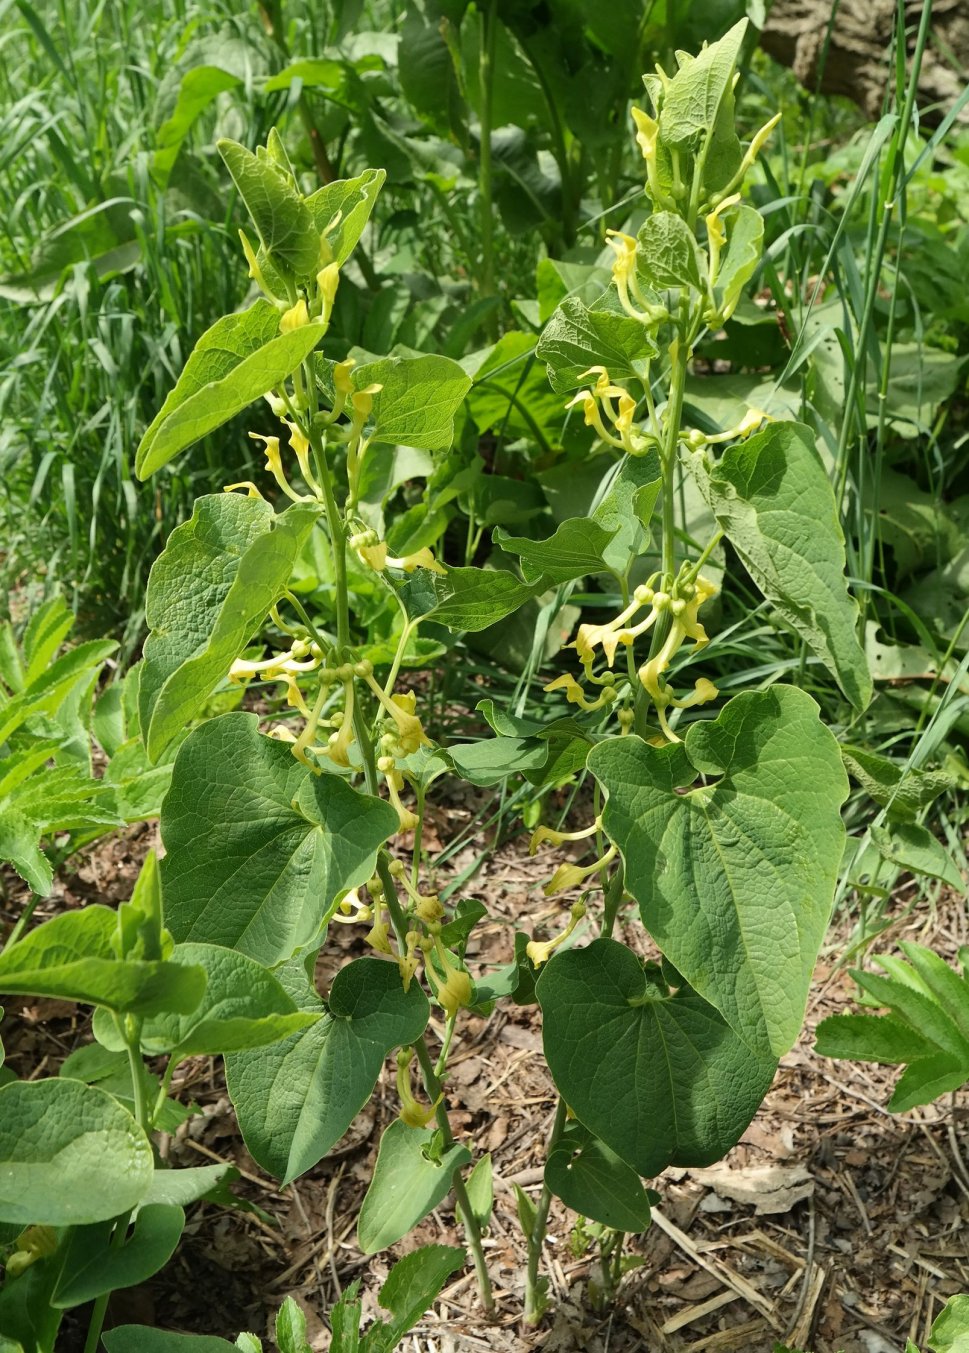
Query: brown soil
[{"left": 2, "top": 811, "right": 967, "bottom": 1353}]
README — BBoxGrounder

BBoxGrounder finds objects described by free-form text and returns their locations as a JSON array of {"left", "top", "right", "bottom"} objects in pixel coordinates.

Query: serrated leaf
[
  {"left": 538, "top": 939, "right": 776, "bottom": 1177},
  {"left": 0, "top": 1079, "right": 153, "bottom": 1225},
  {"left": 161, "top": 714, "right": 398, "bottom": 966},
  {"left": 357, "top": 1120, "right": 472, "bottom": 1253},
  {"left": 815, "top": 1012, "right": 937, "bottom": 1064},
  {"left": 589, "top": 686, "right": 847, "bottom": 1058},
  {"left": 0, "top": 907, "right": 206, "bottom": 1016},
  {"left": 226, "top": 958, "right": 428, "bottom": 1184},
  {"left": 0, "top": 809, "right": 53, "bottom": 895},
  {"left": 135, "top": 300, "right": 326, "bottom": 477},
  {"left": 365, "top": 1246, "right": 465, "bottom": 1353},
  {"left": 692, "top": 421, "right": 872, "bottom": 709},
  {"left": 535, "top": 295, "right": 656, "bottom": 393},
  {"left": 545, "top": 1121, "right": 653, "bottom": 1231},
  {"left": 494, "top": 517, "right": 618, "bottom": 583},
  {"left": 139, "top": 494, "right": 320, "bottom": 760},
  {"left": 352, "top": 354, "right": 471, "bottom": 451}
]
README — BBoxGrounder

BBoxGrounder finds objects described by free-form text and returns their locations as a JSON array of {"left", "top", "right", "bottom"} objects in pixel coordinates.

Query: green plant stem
[
  {"left": 303, "top": 381, "right": 494, "bottom": 1313},
  {"left": 524, "top": 1096, "right": 568, "bottom": 1324}
]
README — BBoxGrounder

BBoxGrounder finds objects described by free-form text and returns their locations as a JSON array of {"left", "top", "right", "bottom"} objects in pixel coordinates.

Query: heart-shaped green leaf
[
  {"left": 589, "top": 687, "right": 847, "bottom": 1058},
  {"left": 161, "top": 714, "right": 398, "bottom": 966},
  {"left": 0, "top": 1079, "right": 153, "bottom": 1225},
  {"left": 545, "top": 1121, "right": 653, "bottom": 1232},
  {"left": 692, "top": 421, "right": 872, "bottom": 710},
  {"left": 140, "top": 494, "right": 320, "bottom": 760},
  {"left": 226, "top": 958, "right": 429, "bottom": 1184},
  {"left": 538, "top": 940, "right": 776, "bottom": 1178},
  {"left": 357, "top": 1120, "right": 472, "bottom": 1254},
  {"left": 53, "top": 1203, "right": 185, "bottom": 1307}
]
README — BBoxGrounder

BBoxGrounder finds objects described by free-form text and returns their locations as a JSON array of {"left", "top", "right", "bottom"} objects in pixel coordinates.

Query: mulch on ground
[{"left": 2, "top": 802, "right": 967, "bottom": 1353}]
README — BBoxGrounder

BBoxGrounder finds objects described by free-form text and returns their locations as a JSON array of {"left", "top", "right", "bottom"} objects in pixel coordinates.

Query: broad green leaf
[
  {"left": 636, "top": 213, "right": 704, "bottom": 291},
  {"left": 141, "top": 1163, "right": 236, "bottom": 1208},
  {"left": 154, "top": 63, "right": 244, "bottom": 184},
  {"left": 494, "top": 517, "right": 618, "bottom": 584},
  {"left": 713, "top": 204, "right": 763, "bottom": 319},
  {"left": 161, "top": 714, "right": 395, "bottom": 968},
  {"left": 352, "top": 355, "right": 471, "bottom": 451},
  {"left": 306, "top": 168, "right": 386, "bottom": 266},
  {"left": 0, "top": 809, "right": 52, "bottom": 896},
  {"left": 545, "top": 1121, "right": 653, "bottom": 1232},
  {"left": 892, "top": 1052, "right": 969, "bottom": 1112},
  {"left": 135, "top": 300, "right": 326, "bottom": 477},
  {"left": 589, "top": 686, "right": 848, "bottom": 1058},
  {"left": 692, "top": 421, "right": 873, "bottom": 709},
  {"left": 0, "top": 906, "right": 206, "bottom": 1016},
  {"left": 446, "top": 736, "right": 549, "bottom": 786},
  {"left": 364, "top": 1246, "right": 466, "bottom": 1353},
  {"left": 140, "top": 494, "right": 320, "bottom": 760},
  {"left": 357, "top": 1120, "right": 472, "bottom": 1253},
  {"left": 930, "top": 1293, "right": 969, "bottom": 1351},
  {"left": 0, "top": 1079, "right": 153, "bottom": 1225},
  {"left": 535, "top": 295, "right": 656, "bottom": 393},
  {"left": 659, "top": 19, "right": 746, "bottom": 148},
  {"left": 264, "top": 58, "right": 344, "bottom": 94},
  {"left": 226, "top": 958, "right": 429, "bottom": 1183},
  {"left": 402, "top": 565, "right": 546, "bottom": 631},
  {"left": 218, "top": 139, "right": 320, "bottom": 276},
  {"left": 841, "top": 745, "right": 954, "bottom": 822},
  {"left": 105, "top": 1332, "right": 237, "bottom": 1352},
  {"left": 162, "top": 714, "right": 398, "bottom": 966},
  {"left": 138, "top": 943, "right": 320, "bottom": 1057},
  {"left": 871, "top": 823, "right": 966, "bottom": 891},
  {"left": 537, "top": 939, "right": 776, "bottom": 1177},
  {"left": 52, "top": 1204, "right": 184, "bottom": 1307}
]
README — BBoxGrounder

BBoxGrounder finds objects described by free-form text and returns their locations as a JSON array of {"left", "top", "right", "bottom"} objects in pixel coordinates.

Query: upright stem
[{"left": 524, "top": 1096, "right": 568, "bottom": 1324}]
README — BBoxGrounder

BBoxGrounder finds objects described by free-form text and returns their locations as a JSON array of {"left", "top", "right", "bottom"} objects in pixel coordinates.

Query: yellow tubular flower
[
  {"left": 396, "top": 1049, "right": 441, "bottom": 1128},
  {"left": 239, "top": 230, "right": 274, "bottom": 299},
  {"left": 359, "top": 541, "right": 389, "bottom": 571},
  {"left": 565, "top": 390, "right": 623, "bottom": 448},
  {"left": 316, "top": 262, "right": 340, "bottom": 323},
  {"left": 543, "top": 845, "right": 616, "bottom": 898},
  {"left": 284, "top": 421, "right": 322, "bottom": 494},
  {"left": 279, "top": 298, "right": 310, "bottom": 333},
  {"left": 224, "top": 481, "right": 264, "bottom": 499},
  {"left": 672, "top": 677, "right": 719, "bottom": 709},
  {"left": 526, "top": 900, "right": 586, "bottom": 969},
  {"left": 630, "top": 106, "right": 658, "bottom": 163},
  {"left": 704, "top": 192, "right": 741, "bottom": 285},
  {"left": 543, "top": 672, "right": 607, "bottom": 711},
  {"left": 424, "top": 939, "right": 473, "bottom": 1017},
  {"left": 398, "top": 931, "right": 422, "bottom": 992},
  {"left": 365, "top": 903, "right": 393, "bottom": 955},
  {"left": 529, "top": 817, "right": 601, "bottom": 856},
  {"left": 386, "top": 547, "right": 446, "bottom": 575},
  {"left": 326, "top": 680, "right": 355, "bottom": 768},
  {"left": 249, "top": 433, "right": 309, "bottom": 503},
  {"left": 385, "top": 770, "right": 419, "bottom": 832}
]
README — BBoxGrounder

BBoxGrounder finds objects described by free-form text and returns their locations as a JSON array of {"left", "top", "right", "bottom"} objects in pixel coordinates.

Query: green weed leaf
[
  {"left": 363, "top": 1245, "right": 465, "bottom": 1353},
  {"left": 494, "top": 518, "right": 618, "bottom": 583},
  {"left": 161, "top": 714, "right": 398, "bottom": 966},
  {"left": 138, "top": 943, "right": 320, "bottom": 1057},
  {"left": 589, "top": 686, "right": 847, "bottom": 1058},
  {"left": 536, "top": 295, "right": 656, "bottom": 393},
  {"left": 0, "top": 907, "right": 206, "bottom": 1016}
]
